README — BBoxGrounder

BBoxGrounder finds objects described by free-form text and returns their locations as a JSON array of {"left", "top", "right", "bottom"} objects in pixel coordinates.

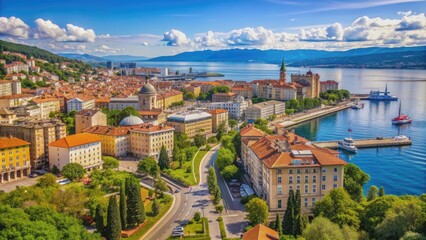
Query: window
[
  {"left": 289, "top": 186, "right": 293, "bottom": 191},
  {"left": 278, "top": 176, "right": 282, "bottom": 183},
  {"left": 334, "top": 175, "right": 338, "bottom": 181},
  {"left": 322, "top": 185, "right": 326, "bottom": 190},
  {"left": 305, "top": 176, "right": 309, "bottom": 183},
  {"left": 297, "top": 185, "right": 300, "bottom": 190},
  {"left": 312, "top": 198, "right": 316, "bottom": 206},
  {"left": 277, "top": 169, "right": 282, "bottom": 174},
  {"left": 333, "top": 184, "right": 338, "bottom": 188},
  {"left": 305, "top": 168, "right": 310, "bottom": 173},
  {"left": 277, "top": 186, "right": 282, "bottom": 195},
  {"left": 322, "top": 168, "right": 327, "bottom": 173},
  {"left": 297, "top": 169, "right": 301, "bottom": 174},
  {"left": 289, "top": 176, "right": 293, "bottom": 184},
  {"left": 297, "top": 176, "right": 301, "bottom": 184},
  {"left": 289, "top": 169, "right": 293, "bottom": 174},
  {"left": 313, "top": 176, "right": 317, "bottom": 183},
  {"left": 322, "top": 176, "right": 326, "bottom": 181},
  {"left": 334, "top": 167, "right": 338, "bottom": 172},
  {"left": 278, "top": 200, "right": 282, "bottom": 208},
  {"left": 313, "top": 185, "right": 317, "bottom": 193},
  {"left": 305, "top": 185, "right": 309, "bottom": 193},
  {"left": 313, "top": 169, "right": 317, "bottom": 173},
  {"left": 304, "top": 198, "right": 308, "bottom": 207}
]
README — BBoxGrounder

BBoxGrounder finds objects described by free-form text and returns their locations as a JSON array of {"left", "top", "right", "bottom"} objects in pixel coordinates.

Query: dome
[
  {"left": 139, "top": 83, "right": 157, "bottom": 95},
  {"left": 119, "top": 115, "right": 144, "bottom": 126}
]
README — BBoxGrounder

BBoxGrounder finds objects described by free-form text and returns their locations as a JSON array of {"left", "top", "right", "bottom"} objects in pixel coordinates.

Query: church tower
[
  {"left": 138, "top": 82, "right": 157, "bottom": 111},
  {"left": 279, "top": 58, "right": 286, "bottom": 84}
]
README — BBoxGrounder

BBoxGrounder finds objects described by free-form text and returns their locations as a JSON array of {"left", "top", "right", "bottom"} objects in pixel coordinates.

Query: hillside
[
  {"left": 147, "top": 46, "right": 426, "bottom": 69},
  {"left": 58, "top": 53, "right": 149, "bottom": 62}
]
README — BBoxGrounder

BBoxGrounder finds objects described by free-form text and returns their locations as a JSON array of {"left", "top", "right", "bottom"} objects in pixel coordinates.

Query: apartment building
[
  {"left": 130, "top": 124, "right": 174, "bottom": 159},
  {"left": 31, "top": 98, "right": 60, "bottom": 119},
  {"left": 66, "top": 96, "right": 95, "bottom": 113},
  {"left": 320, "top": 80, "right": 339, "bottom": 92},
  {"left": 0, "top": 80, "right": 12, "bottom": 96},
  {"left": 208, "top": 109, "right": 229, "bottom": 132},
  {"left": 4, "top": 61, "right": 29, "bottom": 74},
  {"left": 212, "top": 92, "right": 237, "bottom": 102},
  {"left": 241, "top": 125, "right": 347, "bottom": 213},
  {"left": 166, "top": 110, "right": 212, "bottom": 137},
  {"left": 75, "top": 109, "right": 107, "bottom": 133},
  {"left": 0, "top": 119, "right": 66, "bottom": 169},
  {"left": 0, "top": 137, "right": 31, "bottom": 183},
  {"left": 0, "top": 107, "right": 17, "bottom": 124},
  {"left": 0, "top": 94, "right": 35, "bottom": 108},
  {"left": 207, "top": 95, "right": 248, "bottom": 119},
  {"left": 245, "top": 100, "right": 286, "bottom": 121},
  {"left": 48, "top": 133, "right": 102, "bottom": 171},
  {"left": 83, "top": 125, "right": 130, "bottom": 157}
]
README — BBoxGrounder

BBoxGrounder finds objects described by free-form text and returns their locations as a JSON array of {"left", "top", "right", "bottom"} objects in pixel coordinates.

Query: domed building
[
  {"left": 119, "top": 115, "right": 144, "bottom": 126},
  {"left": 138, "top": 82, "right": 157, "bottom": 111}
]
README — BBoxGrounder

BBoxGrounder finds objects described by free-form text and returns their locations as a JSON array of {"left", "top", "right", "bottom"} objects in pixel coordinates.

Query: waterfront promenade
[{"left": 313, "top": 137, "right": 412, "bottom": 149}]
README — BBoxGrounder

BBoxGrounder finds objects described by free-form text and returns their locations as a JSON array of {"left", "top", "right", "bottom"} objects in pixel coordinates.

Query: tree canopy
[
  {"left": 138, "top": 157, "right": 160, "bottom": 177},
  {"left": 245, "top": 198, "right": 269, "bottom": 225},
  {"left": 62, "top": 163, "right": 86, "bottom": 181}
]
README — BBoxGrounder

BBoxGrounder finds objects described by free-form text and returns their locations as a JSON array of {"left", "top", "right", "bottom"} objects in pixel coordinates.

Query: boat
[
  {"left": 366, "top": 84, "right": 398, "bottom": 101},
  {"left": 351, "top": 101, "right": 364, "bottom": 109},
  {"left": 338, "top": 137, "right": 358, "bottom": 153},
  {"left": 392, "top": 101, "right": 412, "bottom": 125}
]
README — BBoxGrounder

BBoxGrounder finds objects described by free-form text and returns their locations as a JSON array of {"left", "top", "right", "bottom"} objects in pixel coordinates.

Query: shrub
[
  {"left": 194, "top": 211, "right": 201, "bottom": 222},
  {"left": 241, "top": 195, "right": 258, "bottom": 204},
  {"left": 186, "top": 166, "right": 192, "bottom": 173}
]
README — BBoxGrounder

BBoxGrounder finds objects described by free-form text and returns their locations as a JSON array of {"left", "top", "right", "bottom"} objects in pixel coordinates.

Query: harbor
[{"left": 313, "top": 137, "right": 412, "bottom": 149}]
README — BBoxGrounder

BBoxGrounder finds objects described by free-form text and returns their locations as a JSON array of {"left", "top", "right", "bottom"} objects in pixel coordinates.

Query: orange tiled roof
[
  {"left": 242, "top": 224, "right": 279, "bottom": 240},
  {"left": 208, "top": 109, "right": 228, "bottom": 114},
  {"left": 0, "top": 94, "right": 34, "bottom": 99},
  {"left": 31, "top": 98, "right": 59, "bottom": 104},
  {"left": 240, "top": 125, "right": 267, "bottom": 138},
  {"left": 0, "top": 137, "right": 30, "bottom": 149},
  {"left": 48, "top": 133, "right": 101, "bottom": 148}
]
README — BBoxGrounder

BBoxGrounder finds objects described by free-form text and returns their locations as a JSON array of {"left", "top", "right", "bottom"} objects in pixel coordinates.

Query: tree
[
  {"left": 313, "top": 188, "right": 361, "bottom": 228},
  {"left": 194, "top": 211, "right": 201, "bottom": 222},
  {"left": 215, "top": 205, "right": 224, "bottom": 215},
  {"left": 400, "top": 231, "right": 426, "bottom": 240},
  {"left": 137, "top": 157, "right": 159, "bottom": 177},
  {"left": 126, "top": 178, "right": 145, "bottom": 228},
  {"left": 220, "top": 165, "right": 240, "bottom": 181},
  {"left": 283, "top": 190, "right": 295, "bottom": 235},
  {"left": 213, "top": 185, "right": 221, "bottom": 205},
  {"left": 51, "top": 165, "right": 60, "bottom": 175},
  {"left": 379, "top": 186, "right": 385, "bottom": 197},
  {"left": 216, "top": 121, "right": 227, "bottom": 140},
  {"left": 119, "top": 184, "right": 127, "bottom": 230},
  {"left": 36, "top": 173, "right": 58, "bottom": 188},
  {"left": 216, "top": 148, "right": 234, "bottom": 171},
  {"left": 228, "top": 119, "right": 238, "bottom": 129},
  {"left": 302, "top": 217, "right": 344, "bottom": 240},
  {"left": 274, "top": 213, "right": 283, "bottom": 236},
  {"left": 194, "top": 134, "right": 206, "bottom": 147},
  {"left": 103, "top": 156, "right": 119, "bottom": 170},
  {"left": 158, "top": 145, "right": 170, "bottom": 170},
  {"left": 106, "top": 196, "right": 121, "bottom": 240},
  {"left": 287, "top": 99, "right": 299, "bottom": 110},
  {"left": 233, "top": 133, "right": 242, "bottom": 159},
  {"left": 207, "top": 166, "right": 218, "bottom": 194},
  {"left": 184, "top": 92, "right": 196, "bottom": 100},
  {"left": 148, "top": 189, "right": 154, "bottom": 199},
  {"left": 62, "top": 163, "right": 86, "bottom": 181},
  {"left": 245, "top": 198, "right": 269, "bottom": 225},
  {"left": 367, "top": 185, "right": 379, "bottom": 201},
  {"left": 95, "top": 204, "right": 105, "bottom": 235},
  {"left": 344, "top": 163, "right": 370, "bottom": 202},
  {"left": 152, "top": 198, "right": 160, "bottom": 216},
  {"left": 118, "top": 106, "right": 140, "bottom": 123},
  {"left": 154, "top": 178, "right": 169, "bottom": 198}
]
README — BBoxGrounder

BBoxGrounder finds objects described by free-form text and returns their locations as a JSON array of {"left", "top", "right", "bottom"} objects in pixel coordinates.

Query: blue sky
[{"left": 0, "top": 0, "right": 425, "bottom": 57}]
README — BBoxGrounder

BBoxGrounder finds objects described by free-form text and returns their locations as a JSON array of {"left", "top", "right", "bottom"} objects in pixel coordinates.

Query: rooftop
[
  {"left": 48, "top": 133, "right": 101, "bottom": 148},
  {"left": 0, "top": 137, "right": 30, "bottom": 149},
  {"left": 242, "top": 224, "right": 279, "bottom": 240},
  {"left": 167, "top": 110, "right": 212, "bottom": 123}
]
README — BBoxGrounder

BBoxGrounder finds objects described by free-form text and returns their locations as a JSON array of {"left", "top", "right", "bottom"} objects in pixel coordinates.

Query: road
[{"left": 0, "top": 176, "right": 38, "bottom": 193}]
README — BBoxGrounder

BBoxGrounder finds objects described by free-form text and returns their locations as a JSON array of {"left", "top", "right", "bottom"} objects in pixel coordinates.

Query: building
[
  {"left": 4, "top": 61, "right": 29, "bottom": 74},
  {"left": 0, "top": 137, "right": 31, "bottom": 183},
  {"left": 0, "top": 94, "right": 35, "bottom": 108},
  {"left": 279, "top": 59, "right": 287, "bottom": 84},
  {"left": 185, "top": 85, "right": 201, "bottom": 97},
  {"left": 48, "top": 133, "right": 102, "bottom": 171},
  {"left": 245, "top": 100, "right": 286, "bottom": 122},
  {"left": 11, "top": 81, "right": 21, "bottom": 95},
  {"left": 75, "top": 109, "right": 107, "bottom": 134},
  {"left": 31, "top": 98, "right": 60, "bottom": 119},
  {"left": 138, "top": 82, "right": 167, "bottom": 124},
  {"left": 130, "top": 124, "right": 174, "bottom": 159},
  {"left": 0, "top": 107, "right": 17, "bottom": 124},
  {"left": 271, "top": 84, "right": 297, "bottom": 101},
  {"left": 66, "top": 96, "right": 95, "bottom": 113},
  {"left": 231, "top": 86, "right": 253, "bottom": 99},
  {"left": 207, "top": 95, "right": 248, "bottom": 119},
  {"left": 108, "top": 96, "right": 139, "bottom": 111},
  {"left": 0, "top": 80, "right": 12, "bottom": 96},
  {"left": 241, "top": 126, "right": 347, "bottom": 213},
  {"left": 320, "top": 80, "right": 339, "bottom": 92},
  {"left": 208, "top": 109, "right": 229, "bottom": 132},
  {"left": 95, "top": 97, "right": 110, "bottom": 109},
  {"left": 212, "top": 92, "right": 237, "bottom": 102},
  {"left": 166, "top": 110, "right": 212, "bottom": 137},
  {"left": 106, "top": 61, "right": 113, "bottom": 70},
  {"left": 240, "top": 125, "right": 267, "bottom": 172},
  {"left": 291, "top": 70, "right": 321, "bottom": 98},
  {"left": 157, "top": 89, "right": 184, "bottom": 110},
  {"left": 242, "top": 224, "right": 279, "bottom": 240},
  {"left": 0, "top": 119, "right": 66, "bottom": 169}
]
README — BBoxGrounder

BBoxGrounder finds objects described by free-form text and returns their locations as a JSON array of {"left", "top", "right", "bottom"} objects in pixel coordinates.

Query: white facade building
[
  {"left": 108, "top": 96, "right": 139, "bottom": 111},
  {"left": 66, "top": 97, "right": 95, "bottom": 113},
  {"left": 206, "top": 95, "right": 248, "bottom": 119}
]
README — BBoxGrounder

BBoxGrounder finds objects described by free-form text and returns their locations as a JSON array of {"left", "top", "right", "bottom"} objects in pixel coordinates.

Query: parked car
[
  {"left": 393, "top": 135, "right": 408, "bottom": 141},
  {"left": 171, "top": 231, "right": 184, "bottom": 237},
  {"left": 175, "top": 189, "right": 181, "bottom": 193},
  {"left": 174, "top": 226, "right": 184, "bottom": 232},
  {"left": 28, "top": 172, "right": 38, "bottom": 178}
]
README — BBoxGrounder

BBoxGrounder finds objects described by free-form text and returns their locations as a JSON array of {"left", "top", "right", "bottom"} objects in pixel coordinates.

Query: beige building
[
  {"left": 0, "top": 94, "right": 35, "bottom": 108},
  {"left": 48, "top": 133, "right": 102, "bottom": 171},
  {"left": 0, "top": 137, "right": 31, "bottom": 183},
  {"left": 245, "top": 100, "right": 285, "bottom": 121},
  {"left": 130, "top": 124, "right": 174, "bottom": 159},
  {"left": 66, "top": 97, "right": 95, "bottom": 113},
  {"left": 208, "top": 109, "right": 229, "bottom": 132},
  {"left": 291, "top": 70, "right": 320, "bottom": 98},
  {"left": 75, "top": 109, "right": 107, "bottom": 134},
  {"left": 0, "top": 80, "right": 12, "bottom": 96},
  {"left": 231, "top": 86, "right": 253, "bottom": 99},
  {"left": 83, "top": 125, "right": 130, "bottom": 157},
  {"left": 166, "top": 110, "right": 212, "bottom": 137},
  {"left": 241, "top": 125, "right": 347, "bottom": 213},
  {"left": 320, "top": 80, "right": 339, "bottom": 92},
  {"left": 0, "top": 119, "right": 66, "bottom": 169},
  {"left": 212, "top": 92, "right": 237, "bottom": 102},
  {"left": 31, "top": 98, "right": 60, "bottom": 119},
  {"left": 0, "top": 107, "right": 17, "bottom": 124}
]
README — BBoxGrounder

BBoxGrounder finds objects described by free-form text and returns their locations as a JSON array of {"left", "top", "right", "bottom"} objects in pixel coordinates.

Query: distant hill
[
  {"left": 58, "top": 53, "right": 149, "bottom": 62},
  {"left": 0, "top": 40, "right": 75, "bottom": 63},
  {"left": 147, "top": 46, "right": 426, "bottom": 69},
  {"left": 102, "top": 55, "right": 148, "bottom": 62}
]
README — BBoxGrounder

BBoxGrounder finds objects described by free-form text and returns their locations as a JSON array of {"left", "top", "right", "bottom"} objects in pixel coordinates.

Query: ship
[
  {"left": 338, "top": 137, "right": 358, "bottom": 153},
  {"left": 351, "top": 101, "right": 365, "bottom": 109},
  {"left": 392, "top": 101, "right": 412, "bottom": 125},
  {"left": 366, "top": 84, "right": 398, "bottom": 101}
]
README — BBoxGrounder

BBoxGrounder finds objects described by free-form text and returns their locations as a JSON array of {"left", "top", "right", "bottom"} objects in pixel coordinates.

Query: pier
[{"left": 313, "top": 137, "right": 412, "bottom": 149}]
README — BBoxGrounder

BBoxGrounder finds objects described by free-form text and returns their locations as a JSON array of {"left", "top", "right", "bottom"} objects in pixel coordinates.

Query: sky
[{"left": 0, "top": 0, "right": 425, "bottom": 57}]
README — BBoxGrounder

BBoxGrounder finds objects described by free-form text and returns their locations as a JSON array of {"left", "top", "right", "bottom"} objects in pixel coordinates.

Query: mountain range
[{"left": 58, "top": 53, "right": 148, "bottom": 62}]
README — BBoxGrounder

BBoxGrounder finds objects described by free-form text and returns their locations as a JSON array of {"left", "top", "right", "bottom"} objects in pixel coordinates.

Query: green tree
[
  {"left": 216, "top": 148, "right": 234, "bottom": 171},
  {"left": 158, "top": 145, "right": 170, "bottom": 170},
  {"left": 302, "top": 217, "right": 344, "bottom": 240},
  {"left": 36, "top": 173, "right": 58, "bottom": 188},
  {"left": 400, "top": 231, "right": 426, "bottom": 240},
  {"left": 137, "top": 157, "right": 159, "bottom": 177},
  {"left": 51, "top": 165, "right": 60, "bottom": 175},
  {"left": 106, "top": 196, "right": 121, "bottom": 240},
  {"left": 184, "top": 92, "right": 196, "bottom": 100},
  {"left": 313, "top": 188, "right": 361, "bottom": 228},
  {"left": 344, "top": 163, "right": 370, "bottom": 202},
  {"left": 154, "top": 178, "right": 169, "bottom": 198},
  {"left": 194, "top": 134, "right": 206, "bottom": 147},
  {"left": 194, "top": 211, "right": 201, "bottom": 222},
  {"left": 126, "top": 178, "right": 145, "bottom": 228},
  {"left": 367, "top": 185, "right": 379, "bottom": 201},
  {"left": 379, "top": 186, "right": 385, "bottom": 197},
  {"left": 118, "top": 106, "right": 140, "bottom": 123},
  {"left": 95, "top": 204, "right": 105, "bottom": 236},
  {"left": 207, "top": 166, "right": 218, "bottom": 194},
  {"left": 119, "top": 184, "right": 127, "bottom": 230},
  {"left": 213, "top": 185, "right": 221, "bottom": 205},
  {"left": 220, "top": 165, "right": 240, "bottom": 181},
  {"left": 216, "top": 121, "right": 227, "bottom": 140},
  {"left": 62, "top": 163, "right": 86, "bottom": 181},
  {"left": 215, "top": 204, "right": 224, "bottom": 215},
  {"left": 245, "top": 198, "right": 269, "bottom": 225},
  {"left": 283, "top": 190, "right": 295, "bottom": 235},
  {"left": 274, "top": 213, "right": 283, "bottom": 236},
  {"left": 228, "top": 119, "right": 238, "bottom": 129},
  {"left": 103, "top": 156, "right": 119, "bottom": 170},
  {"left": 233, "top": 132, "right": 242, "bottom": 159},
  {"left": 152, "top": 198, "right": 160, "bottom": 216},
  {"left": 287, "top": 98, "right": 299, "bottom": 110}
]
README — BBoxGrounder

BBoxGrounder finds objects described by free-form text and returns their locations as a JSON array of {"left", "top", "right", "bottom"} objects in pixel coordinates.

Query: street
[{"left": 0, "top": 176, "right": 38, "bottom": 193}]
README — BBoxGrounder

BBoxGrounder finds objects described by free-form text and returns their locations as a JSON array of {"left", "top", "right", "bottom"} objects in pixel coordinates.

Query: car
[
  {"left": 171, "top": 231, "right": 184, "bottom": 237},
  {"left": 28, "top": 173, "right": 38, "bottom": 178},
  {"left": 175, "top": 189, "right": 181, "bottom": 193},
  {"left": 56, "top": 173, "right": 62, "bottom": 177},
  {"left": 393, "top": 135, "right": 408, "bottom": 141},
  {"left": 174, "top": 226, "right": 184, "bottom": 232}
]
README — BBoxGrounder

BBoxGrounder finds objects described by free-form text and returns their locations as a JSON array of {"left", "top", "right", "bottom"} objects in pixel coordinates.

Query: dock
[{"left": 313, "top": 137, "right": 412, "bottom": 149}]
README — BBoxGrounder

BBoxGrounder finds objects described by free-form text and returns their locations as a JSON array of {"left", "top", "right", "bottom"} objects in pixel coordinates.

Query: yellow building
[
  {"left": 208, "top": 109, "right": 229, "bottom": 132},
  {"left": 0, "top": 137, "right": 31, "bottom": 183},
  {"left": 290, "top": 70, "right": 321, "bottom": 98},
  {"left": 166, "top": 110, "right": 212, "bottom": 137},
  {"left": 157, "top": 89, "right": 184, "bottom": 110},
  {"left": 130, "top": 124, "right": 174, "bottom": 159},
  {"left": 82, "top": 125, "right": 129, "bottom": 157}
]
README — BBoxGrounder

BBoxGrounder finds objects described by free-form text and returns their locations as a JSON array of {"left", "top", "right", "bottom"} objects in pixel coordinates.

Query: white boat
[
  {"left": 351, "top": 101, "right": 364, "bottom": 109},
  {"left": 338, "top": 137, "right": 358, "bottom": 153}
]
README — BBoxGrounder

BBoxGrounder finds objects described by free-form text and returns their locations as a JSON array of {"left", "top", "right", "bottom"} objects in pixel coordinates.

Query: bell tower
[{"left": 279, "top": 58, "right": 286, "bottom": 84}]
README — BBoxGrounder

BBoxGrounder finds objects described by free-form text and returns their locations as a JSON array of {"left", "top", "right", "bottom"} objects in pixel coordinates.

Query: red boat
[{"left": 392, "top": 102, "right": 412, "bottom": 125}]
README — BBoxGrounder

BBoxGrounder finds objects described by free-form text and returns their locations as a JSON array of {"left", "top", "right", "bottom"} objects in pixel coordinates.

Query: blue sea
[{"left": 139, "top": 61, "right": 426, "bottom": 195}]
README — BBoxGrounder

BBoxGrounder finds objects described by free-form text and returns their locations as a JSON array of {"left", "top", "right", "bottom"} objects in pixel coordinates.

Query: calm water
[{"left": 140, "top": 61, "right": 426, "bottom": 195}]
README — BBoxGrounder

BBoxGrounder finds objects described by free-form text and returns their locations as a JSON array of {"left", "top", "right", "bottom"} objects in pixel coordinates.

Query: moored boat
[
  {"left": 338, "top": 137, "right": 358, "bottom": 153},
  {"left": 392, "top": 101, "right": 412, "bottom": 125},
  {"left": 366, "top": 84, "right": 398, "bottom": 101}
]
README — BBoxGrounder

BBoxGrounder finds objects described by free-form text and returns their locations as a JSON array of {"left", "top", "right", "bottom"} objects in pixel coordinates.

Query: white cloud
[
  {"left": 194, "top": 31, "right": 225, "bottom": 47},
  {"left": 141, "top": 42, "right": 149, "bottom": 46},
  {"left": 94, "top": 44, "right": 123, "bottom": 54},
  {"left": 227, "top": 27, "right": 276, "bottom": 46},
  {"left": 162, "top": 29, "right": 189, "bottom": 46},
  {"left": 0, "top": 16, "right": 30, "bottom": 38},
  {"left": 397, "top": 13, "right": 426, "bottom": 30},
  {"left": 33, "top": 18, "right": 95, "bottom": 42}
]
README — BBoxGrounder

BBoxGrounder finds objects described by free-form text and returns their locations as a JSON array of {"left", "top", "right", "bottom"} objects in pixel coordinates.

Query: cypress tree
[
  {"left": 207, "top": 166, "right": 217, "bottom": 194},
  {"left": 274, "top": 213, "right": 283, "bottom": 236},
  {"left": 282, "top": 190, "right": 295, "bottom": 235},
  {"left": 106, "top": 196, "right": 121, "bottom": 240},
  {"left": 152, "top": 198, "right": 160, "bottom": 216},
  {"left": 119, "top": 183, "right": 127, "bottom": 230},
  {"left": 126, "top": 178, "right": 145, "bottom": 227},
  {"left": 158, "top": 145, "right": 170, "bottom": 170},
  {"left": 95, "top": 204, "right": 105, "bottom": 236},
  {"left": 293, "top": 190, "right": 302, "bottom": 236},
  {"left": 379, "top": 186, "right": 385, "bottom": 197}
]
